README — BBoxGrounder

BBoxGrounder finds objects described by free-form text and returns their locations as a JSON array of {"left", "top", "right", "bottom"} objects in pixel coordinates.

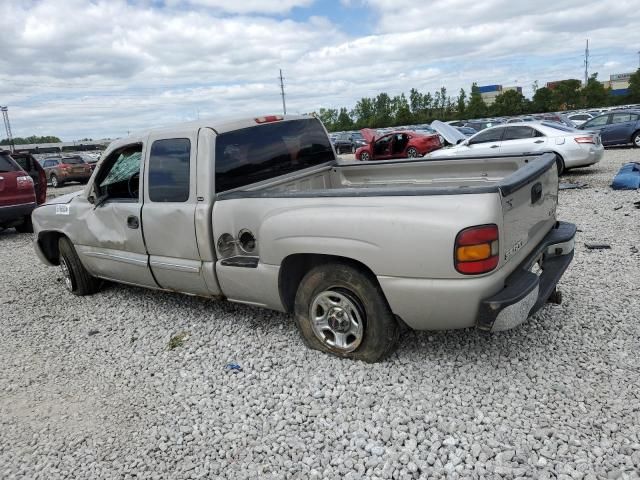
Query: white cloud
[{"left": 0, "top": 0, "right": 639, "bottom": 140}]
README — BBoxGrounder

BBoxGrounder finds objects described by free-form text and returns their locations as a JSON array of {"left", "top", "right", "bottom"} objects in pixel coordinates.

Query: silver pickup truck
[{"left": 32, "top": 115, "right": 576, "bottom": 362}]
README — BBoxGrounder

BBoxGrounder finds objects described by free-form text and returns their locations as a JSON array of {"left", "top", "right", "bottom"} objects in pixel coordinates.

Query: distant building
[
  {"left": 478, "top": 84, "right": 502, "bottom": 106},
  {"left": 604, "top": 72, "right": 633, "bottom": 97},
  {"left": 545, "top": 79, "right": 581, "bottom": 91},
  {"left": 503, "top": 86, "right": 523, "bottom": 94}
]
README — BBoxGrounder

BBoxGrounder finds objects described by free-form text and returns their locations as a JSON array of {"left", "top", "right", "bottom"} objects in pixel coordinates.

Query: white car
[
  {"left": 567, "top": 113, "right": 594, "bottom": 127},
  {"left": 428, "top": 121, "right": 603, "bottom": 174}
]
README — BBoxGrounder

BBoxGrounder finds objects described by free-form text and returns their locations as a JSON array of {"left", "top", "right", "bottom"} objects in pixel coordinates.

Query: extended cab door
[
  {"left": 76, "top": 143, "right": 156, "bottom": 287},
  {"left": 141, "top": 131, "right": 212, "bottom": 296}
]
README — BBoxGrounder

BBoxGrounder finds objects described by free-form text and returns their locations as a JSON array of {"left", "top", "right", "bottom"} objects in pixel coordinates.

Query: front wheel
[
  {"left": 632, "top": 131, "right": 640, "bottom": 148},
  {"left": 294, "top": 263, "right": 399, "bottom": 362},
  {"left": 407, "top": 147, "right": 419, "bottom": 158},
  {"left": 58, "top": 237, "right": 101, "bottom": 296}
]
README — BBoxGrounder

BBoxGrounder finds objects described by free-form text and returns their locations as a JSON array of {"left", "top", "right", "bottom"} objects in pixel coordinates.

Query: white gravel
[{"left": 1, "top": 149, "right": 639, "bottom": 479}]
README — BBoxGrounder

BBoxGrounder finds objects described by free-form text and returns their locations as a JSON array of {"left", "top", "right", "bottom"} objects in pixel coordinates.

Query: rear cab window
[{"left": 215, "top": 118, "right": 334, "bottom": 193}]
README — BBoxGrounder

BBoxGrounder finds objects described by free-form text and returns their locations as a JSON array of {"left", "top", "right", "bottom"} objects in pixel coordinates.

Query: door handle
[
  {"left": 490, "top": 144, "right": 500, "bottom": 148},
  {"left": 127, "top": 215, "right": 139, "bottom": 229},
  {"left": 534, "top": 140, "right": 545, "bottom": 144}
]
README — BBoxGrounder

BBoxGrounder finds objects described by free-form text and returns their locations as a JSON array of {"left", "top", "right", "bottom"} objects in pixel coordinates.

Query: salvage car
[
  {"left": 42, "top": 155, "right": 93, "bottom": 188},
  {"left": 32, "top": 114, "right": 576, "bottom": 362},
  {"left": 579, "top": 110, "right": 640, "bottom": 148},
  {"left": 9, "top": 151, "right": 47, "bottom": 205},
  {"left": 355, "top": 129, "right": 441, "bottom": 161},
  {"left": 428, "top": 121, "right": 603, "bottom": 174},
  {"left": 0, "top": 150, "right": 38, "bottom": 232}
]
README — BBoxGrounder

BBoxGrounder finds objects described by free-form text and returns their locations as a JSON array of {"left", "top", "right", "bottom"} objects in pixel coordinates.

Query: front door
[
  {"left": 499, "top": 126, "right": 547, "bottom": 155},
  {"left": 466, "top": 127, "right": 505, "bottom": 154},
  {"left": 75, "top": 142, "right": 156, "bottom": 288},
  {"left": 372, "top": 134, "right": 393, "bottom": 160}
]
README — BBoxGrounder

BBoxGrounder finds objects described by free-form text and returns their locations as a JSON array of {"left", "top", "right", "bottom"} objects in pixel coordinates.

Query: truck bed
[{"left": 216, "top": 152, "right": 555, "bottom": 199}]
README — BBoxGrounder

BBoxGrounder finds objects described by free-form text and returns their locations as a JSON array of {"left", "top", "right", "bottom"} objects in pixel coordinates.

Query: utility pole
[
  {"left": 1, "top": 106, "right": 15, "bottom": 153},
  {"left": 637, "top": 50, "right": 640, "bottom": 68},
  {"left": 584, "top": 39, "right": 590, "bottom": 86},
  {"left": 279, "top": 69, "right": 287, "bottom": 115}
]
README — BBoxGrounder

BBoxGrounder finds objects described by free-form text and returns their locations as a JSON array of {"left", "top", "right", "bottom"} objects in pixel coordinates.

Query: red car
[
  {"left": 0, "top": 150, "right": 46, "bottom": 233},
  {"left": 354, "top": 129, "right": 442, "bottom": 161}
]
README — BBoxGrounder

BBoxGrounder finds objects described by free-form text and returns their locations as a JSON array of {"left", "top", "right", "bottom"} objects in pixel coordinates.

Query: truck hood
[
  {"left": 45, "top": 190, "right": 83, "bottom": 205},
  {"left": 430, "top": 121, "right": 467, "bottom": 145}
]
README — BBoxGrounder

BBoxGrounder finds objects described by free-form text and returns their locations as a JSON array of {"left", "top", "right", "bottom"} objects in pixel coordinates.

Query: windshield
[{"left": 215, "top": 118, "right": 335, "bottom": 193}]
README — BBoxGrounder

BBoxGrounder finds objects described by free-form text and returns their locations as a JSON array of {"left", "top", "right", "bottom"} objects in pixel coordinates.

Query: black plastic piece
[{"left": 220, "top": 256, "right": 259, "bottom": 268}]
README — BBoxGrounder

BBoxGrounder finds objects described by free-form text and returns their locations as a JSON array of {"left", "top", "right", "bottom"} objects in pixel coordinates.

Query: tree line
[
  {"left": 1, "top": 135, "right": 62, "bottom": 145},
  {"left": 316, "top": 69, "right": 640, "bottom": 132}
]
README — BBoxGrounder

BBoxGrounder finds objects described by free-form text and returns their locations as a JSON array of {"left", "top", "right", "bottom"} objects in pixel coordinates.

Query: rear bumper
[
  {"left": 476, "top": 221, "right": 576, "bottom": 332},
  {"left": 0, "top": 202, "right": 36, "bottom": 224}
]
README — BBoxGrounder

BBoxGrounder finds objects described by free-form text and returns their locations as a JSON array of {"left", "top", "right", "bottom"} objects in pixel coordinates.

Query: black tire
[
  {"left": 58, "top": 237, "right": 101, "bottom": 296},
  {"left": 555, "top": 153, "right": 565, "bottom": 176},
  {"left": 294, "top": 263, "right": 399, "bottom": 362},
  {"left": 407, "top": 147, "right": 419, "bottom": 158},
  {"left": 632, "top": 130, "right": 640, "bottom": 149},
  {"left": 50, "top": 174, "right": 62, "bottom": 188},
  {"left": 15, "top": 215, "right": 33, "bottom": 233}
]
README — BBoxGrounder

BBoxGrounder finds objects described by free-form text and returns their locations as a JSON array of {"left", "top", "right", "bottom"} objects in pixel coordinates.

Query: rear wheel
[
  {"left": 294, "top": 263, "right": 399, "bottom": 362},
  {"left": 15, "top": 215, "right": 33, "bottom": 233},
  {"left": 360, "top": 152, "right": 370, "bottom": 161},
  {"left": 632, "top": 131, "right": 640, "bottom": 148},
  {"left": 555, "top": 154, "right": 565, "bottom": 176},
  {"left": 407, "top": 147, "right": 419, "bottom": 158},
  {"left": 50, "top": 174, "right": 62, "bottom": 188},
  {"left": 58, "top": 237, "right": 101, "bottom": 296}
]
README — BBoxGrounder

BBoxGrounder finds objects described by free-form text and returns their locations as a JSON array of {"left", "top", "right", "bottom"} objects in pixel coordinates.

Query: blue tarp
[{"left": 611, "top": 162, "right": 640, "bottom": 190}]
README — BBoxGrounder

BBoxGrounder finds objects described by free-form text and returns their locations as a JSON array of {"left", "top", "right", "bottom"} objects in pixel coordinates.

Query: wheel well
[
  {"left": 632, "top": 130, "right": 640, "bottom": 141},
  {"left": 278, "top": 254, "right": 380, "bottom": 313},
  {"left": 38, "top": 231, "right": 64, "bottom": 265}
]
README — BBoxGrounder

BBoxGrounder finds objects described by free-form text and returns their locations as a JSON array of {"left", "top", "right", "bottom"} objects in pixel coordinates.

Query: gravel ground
[{"left": 1, "top": 149, "right": 639, "bottom": 479}]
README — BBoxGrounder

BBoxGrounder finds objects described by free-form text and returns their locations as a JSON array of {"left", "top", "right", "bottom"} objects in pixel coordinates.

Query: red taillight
[
  {"left": 574, "top": 136, "right": 595, "bottom": 144},
  {"left": 255, "top": 115, "right": 283, "bottom": 124},
  {"left": 60, "top": 163, "right": 71, "bottom": 170},
  {"left": 16, "top": 175, "right": 34, "bottom": 190},
  {"left": 455, "top": 224, "right": 499, "bottom": 275}
]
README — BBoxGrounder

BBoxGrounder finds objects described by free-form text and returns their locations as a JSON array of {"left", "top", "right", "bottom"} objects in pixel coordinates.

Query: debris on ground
[
  {"left": 584, "top": 242, "right": 611, "bottom": 250},
  {"left": 87, "top": 329, "right": 100, "bottom": 336},
  {"left": 613, "top": 205, "right": 623, "bottom": 211},
  {"left": 167, "top": 331, "right": 188, "bottom": 350},
  {"left": 559, "top": 182, "right": 588, "bottom": 190},
  {"left": 225, "top": 362, "right": 243, "bottom": 373},
  {"left": 611, "top": 162, "right": 640, "bottom": 190}
]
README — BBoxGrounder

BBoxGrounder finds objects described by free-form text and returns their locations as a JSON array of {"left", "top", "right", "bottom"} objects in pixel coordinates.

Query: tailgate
[
  {"left": 498, "top": 153, "right": 558, "bottom": 269},
  {"left": 0, "top": 171, "right": 35, "bottom": 207}
]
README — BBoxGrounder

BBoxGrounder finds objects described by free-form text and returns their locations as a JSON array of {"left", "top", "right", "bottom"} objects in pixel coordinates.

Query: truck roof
[{"left": 108, "top": 114, "right": 309, "bottom": 151}]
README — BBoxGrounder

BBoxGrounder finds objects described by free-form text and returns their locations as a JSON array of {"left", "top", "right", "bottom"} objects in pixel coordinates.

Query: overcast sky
[{"left": 1, "top": 0, "right": 639, "bottom": 140}]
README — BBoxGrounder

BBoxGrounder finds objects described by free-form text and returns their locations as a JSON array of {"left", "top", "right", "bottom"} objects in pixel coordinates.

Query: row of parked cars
[{"left": 332, "top": 108, "right": 640, "bottom": 173}]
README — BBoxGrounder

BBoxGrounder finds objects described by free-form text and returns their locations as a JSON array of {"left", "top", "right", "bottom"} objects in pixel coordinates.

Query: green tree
[
  {"left": 532, "top": 87, "right": 555, "bottom": 113},
  {"left": 1, "top": 135, "right": 62, "bottom": 145},
  {"left": 393, "top": 93, "right": 413, "bottom": 125},
  {"left": 317, "top": 108, "right": 338, "bottom": 131},
  {"left": 457, "top": 88, "right": 467, "bottom": 117},
  {"left": 551, "top": 79, "right": 582, "bottom": 110},
  {"left": 334, "top": 108, "right": 354, "bottom": 131},
  {"left": 491, "top": 89, "right": 526, "bottom": 116},
  {"left": 466, "top": 83, "right": 487, "bottom": 118},
  {"left": 373, "top": 93, "right": 393, "bottom": 127},
  {"left": 627, "top": 69, "right": 640, "bottom": 102},
  {"left": 582, "top": 73, "right": 609, "bottom": 108},
  {"left": 352, "top": 97, "right": 375, "bottom": 128}
]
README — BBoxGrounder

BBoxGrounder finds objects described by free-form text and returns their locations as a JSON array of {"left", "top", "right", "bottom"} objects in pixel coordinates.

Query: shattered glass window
[{"left": 100, "top": 150, "right": 141, "bottom": 188}]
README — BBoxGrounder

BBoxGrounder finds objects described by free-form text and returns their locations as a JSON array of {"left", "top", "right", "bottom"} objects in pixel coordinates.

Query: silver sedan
[{"left": 428, "top": 121, "right": 603, "bottom": 174}]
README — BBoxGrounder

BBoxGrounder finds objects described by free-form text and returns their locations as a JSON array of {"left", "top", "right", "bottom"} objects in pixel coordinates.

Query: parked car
[
  {"left": 567, "top": 113, "right": 594, "bottom": 127},
  {"left": 428, "top": 121, "right": 603, "bottom": 174},
  {"left": 350, "top": 131, "right": 368, "bottom": 152},
  {"left": 41, "top": 155, "right": 93, "bottom": 188},
  {"left": 464, "top": 120, "right": 503, "bottom": 131},
  {"left": 579, "top": 110, "right": 640, "bottom": 148},
  {"left": 0, "top": 150, "right": 37, "bottom": 232},
  {"left": 456, "top": 126, "right": 478, "bottom": 137},
  {"left": 355, "top": 129, "right": 442, "bottom": 161},
  {"left": 31, "top": 114, "right": 576, "bottom": 362}
]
